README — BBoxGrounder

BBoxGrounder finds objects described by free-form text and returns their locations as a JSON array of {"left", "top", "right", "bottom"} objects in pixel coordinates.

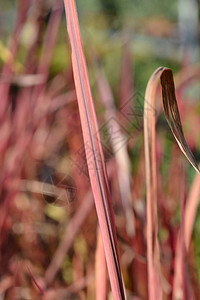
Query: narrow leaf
[
  {"left": 144, "top": 67, "right": 163, "bottom": 300},
  {"left": 184, "top": 173, "right": 200, "bottom": 251},
  {"left": 63, "top": 1, "right": 126, "bottom": 299},
  {"left": 95, "top": 227, "right": 107, "bottom": 300},
  {"left": 144, "top": 66, "right": 199, "bottom": 300}
]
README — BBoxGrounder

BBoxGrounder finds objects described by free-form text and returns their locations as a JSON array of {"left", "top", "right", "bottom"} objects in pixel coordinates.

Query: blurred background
[
  {"left": 1, "top": 0, "right": 200, "bottom": 90},
  {"left": 0, "top": 0, "right": 200, "bottom": 299}
]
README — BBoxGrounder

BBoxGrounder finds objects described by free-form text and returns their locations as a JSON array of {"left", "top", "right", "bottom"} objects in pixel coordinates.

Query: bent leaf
[
  {"left": 160, "top": 68, "right": 200, "bottom": 174},
  {"left": 144, "top": 66, "right": 199, "bottom": 300}
]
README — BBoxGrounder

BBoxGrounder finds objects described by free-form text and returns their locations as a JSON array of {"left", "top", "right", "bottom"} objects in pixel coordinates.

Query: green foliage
[{"left": 77, "top": 0, "right": 178, "bottom": 20}]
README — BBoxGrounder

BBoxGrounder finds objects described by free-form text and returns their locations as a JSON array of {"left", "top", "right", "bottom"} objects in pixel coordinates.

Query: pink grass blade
[
  {"left": 173, "top": 198, "right": 195, "bottom": 300},
  {"left": 172, "top": 234, "right": 184, "bottom": 300},
  {"left": 44, "top": 162, "right": 116, "bottom": 287},
  {"left": 184, "top": 174, "right": 200, "bottom": 251},
  {"left": 95, "top": 227, "right": 108, "bottom": 300},
  {"left": 27, "top": 266, "right": 45, "bottom": 296},
  {"left": 144, "top": 68, "right": 163, "bottom": 300},
  {"left": 62, "top": 3, "right": 127, "bottom": 298}
]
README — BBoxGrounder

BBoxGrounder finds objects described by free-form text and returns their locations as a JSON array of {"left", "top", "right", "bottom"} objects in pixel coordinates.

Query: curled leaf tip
[
  {"left": 154, "top": 66, "right": 165, "bottom": 75},
  {"left": 160, "top": 68, "right": 200, "bottom": 174}
]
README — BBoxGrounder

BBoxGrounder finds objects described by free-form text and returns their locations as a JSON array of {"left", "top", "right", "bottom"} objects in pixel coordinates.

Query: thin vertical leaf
[
  {"left": 184, "top": 174, "right": 200, "bottom": 251},
  {"left": 63, "top": 1, "right": 126, "bottom": 299},
  {"left": 144, "top": 68, "right": 163, "bottom": 300},
  {"left": 95, "top": 227, "right": 107, "bottom": 300}
]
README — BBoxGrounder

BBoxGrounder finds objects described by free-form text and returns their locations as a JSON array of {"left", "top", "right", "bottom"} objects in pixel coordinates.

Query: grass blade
[
  {"left": 144, "top": 68, "right": 163, "bottom": 300},
  {"left": 184, "top": 174, "right": 200, "bottom": 251},
  {"left": 95, "top": 227, "right": 107, "bottom": 300},
  {"left": 144, "top": 66, "right": 199, "bottom": 300},
  {"left": 63, "top": 1, "right": 126, "bottom": 298}
]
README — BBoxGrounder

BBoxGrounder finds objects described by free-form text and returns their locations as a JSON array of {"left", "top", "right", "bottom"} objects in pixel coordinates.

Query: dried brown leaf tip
[
  {"left": 144, "top": 66, "right": 199, "bottom": 300},
  {"left": 160, "top": 68, "right": 200, "bottom": 174}
]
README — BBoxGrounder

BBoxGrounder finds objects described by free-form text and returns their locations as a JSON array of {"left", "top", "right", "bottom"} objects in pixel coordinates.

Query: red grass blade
[
  {"left": 63, "top": 1, "right": 126, "bottom": 299},
  {"left": 184, "top": 174, "right": 200, "bottom": 251},
  {"left": 95, "top": 227, "right": 108, "bottom": 300},
  {"left": 27, "top": 266, "right": 45, "bottom": 296}
]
